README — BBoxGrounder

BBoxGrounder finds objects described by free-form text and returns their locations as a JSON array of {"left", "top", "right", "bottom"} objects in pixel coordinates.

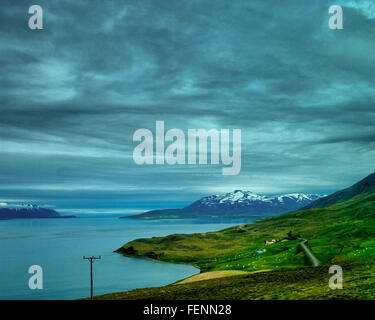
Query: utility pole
[{"left": 83, "top": 256, "right": 101, "bottom": 299}]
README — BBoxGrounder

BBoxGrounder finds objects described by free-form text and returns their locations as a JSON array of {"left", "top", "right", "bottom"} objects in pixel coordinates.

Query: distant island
[
  {"left": 121, "top": 191, "right": 324, "bottom": 219},
  {"left": 0, "top": 203, "right": 75, "bottom": 220}
]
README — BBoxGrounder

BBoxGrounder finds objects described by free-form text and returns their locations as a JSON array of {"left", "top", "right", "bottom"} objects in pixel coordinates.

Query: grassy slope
[
  {"left": 94, "top": 262, "right": 375, "bottom": 300},
  {"left": 302, "top": 172, "right": 375, "bottom": 210},
  {"left": 176, "top": 270, "right": 250, "bottom": 285},
  {"left": 117, "top": 192, "right": 375, "bottom": 272},
  {"left": 103, "top": 191, "right": 375, "bottom": 300}
]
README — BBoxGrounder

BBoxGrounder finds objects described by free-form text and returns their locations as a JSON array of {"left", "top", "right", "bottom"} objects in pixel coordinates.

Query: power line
[{"left": 83, "top": 256, "right": 101, "bottom": 299}]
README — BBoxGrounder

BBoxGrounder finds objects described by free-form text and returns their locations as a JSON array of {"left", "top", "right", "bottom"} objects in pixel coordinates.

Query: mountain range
[
  {"left": 123, "top": 190, "right": 324, "bottom": 219},
  {"left": 0, "top": 203, "right": 75, "bottom": 220}
]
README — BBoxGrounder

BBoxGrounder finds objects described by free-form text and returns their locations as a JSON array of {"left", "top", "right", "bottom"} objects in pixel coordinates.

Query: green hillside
[
  {"left": 93, "top": 263, "right": 375, "bottom": 300},
  {"left": 108, "top": 173, "right": 375, "bottom": 300},
  {"left": 117, "top": 191, "right": 375, "bottom": 272},
  {"left": 302, "top": 172, "right": 375, "bottom": 210}
]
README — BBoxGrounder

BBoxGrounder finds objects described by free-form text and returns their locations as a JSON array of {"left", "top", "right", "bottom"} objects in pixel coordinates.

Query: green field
[
  {"left": 117, "top": 192, "right": 375, "bottom": 272},
  {"left": 103, "top": 174, "right": 375, "bottom": 299},
  {"left": 94, "top": 262, "right": 375, "bottom": 300}
]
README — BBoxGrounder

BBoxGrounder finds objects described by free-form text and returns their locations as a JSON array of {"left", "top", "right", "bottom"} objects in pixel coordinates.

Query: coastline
[
  {"left": 114, "top": 247, "right": 202, "bottom": 273},
  {"left": 101, "top": 186, "right": 375, "bottom": 300}
]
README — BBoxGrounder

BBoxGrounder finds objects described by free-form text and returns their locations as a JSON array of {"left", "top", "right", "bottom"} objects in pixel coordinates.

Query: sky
[{"left": 0, "top": 0, "right": 374, "bottom": 213}]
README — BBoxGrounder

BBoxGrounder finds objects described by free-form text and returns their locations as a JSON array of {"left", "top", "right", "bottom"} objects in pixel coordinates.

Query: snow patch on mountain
[
  {"left": 0, "top": 202, "right": 74, "bottom": 220},
  {"left": 0, "top": 202, "right": 49, "bottom": 210},
  {"left": 185, "top": 190, "right": 324, "bottom": 215}
]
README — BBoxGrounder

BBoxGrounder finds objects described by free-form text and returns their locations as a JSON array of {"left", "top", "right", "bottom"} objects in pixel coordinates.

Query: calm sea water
[{"left": 0, "top": 216, "right": 254, "bottom": 300}]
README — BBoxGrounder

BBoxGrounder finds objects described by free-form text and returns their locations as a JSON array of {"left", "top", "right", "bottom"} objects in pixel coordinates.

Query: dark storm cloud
[{"left": 0, "top": 0, "right": 374, "bottom": 210}]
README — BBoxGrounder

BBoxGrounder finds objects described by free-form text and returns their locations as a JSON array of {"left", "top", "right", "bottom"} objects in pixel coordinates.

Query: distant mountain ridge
[
  {"left": 0, "top": 203, "right": 75, "bottom": 220},
  {"left": 301, "top": 172, "right": 375, "bottom": 210},
  {"left": 186, "top": 190, "right": 322, "bottom": 215},
  {"left": 123, "top": 190, "right": 324, "bottom": 219}
]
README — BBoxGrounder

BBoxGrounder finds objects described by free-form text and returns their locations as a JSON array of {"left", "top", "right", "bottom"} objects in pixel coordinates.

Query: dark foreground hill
[{"left": 92, "top": 262, "right": 375, "bottom": 300}]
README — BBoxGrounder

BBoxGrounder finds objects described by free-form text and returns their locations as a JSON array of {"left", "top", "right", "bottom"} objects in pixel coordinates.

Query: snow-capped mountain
[
  {"left": 185, "top": 190, "right": 324, "bottom": 215},
  {"left": 0, "top": 202, "right": 47, "bottom": 210},
  {"left": 0, "top": 202, "right": 75, "bottom": 220}
]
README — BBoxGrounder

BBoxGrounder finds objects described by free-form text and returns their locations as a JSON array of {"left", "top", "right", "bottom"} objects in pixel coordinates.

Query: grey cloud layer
[{"left": 0, "top": 0, "right": 374, "bottom": 209}]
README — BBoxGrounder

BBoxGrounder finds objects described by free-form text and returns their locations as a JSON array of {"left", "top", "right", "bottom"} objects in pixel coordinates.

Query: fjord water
[{"left": 0, "top": 216, "right": 252, "bottom": 300}]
